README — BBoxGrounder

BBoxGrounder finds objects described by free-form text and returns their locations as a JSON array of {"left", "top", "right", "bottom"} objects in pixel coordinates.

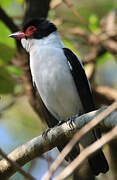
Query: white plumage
[{"left": 21, "top": 31, "right": 83, "bottom": 121}]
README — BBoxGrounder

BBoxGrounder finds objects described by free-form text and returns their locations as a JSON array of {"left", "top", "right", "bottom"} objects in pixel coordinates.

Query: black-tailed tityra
[{"left": 9, "top": 18, "right": 109, "bottom": 175}]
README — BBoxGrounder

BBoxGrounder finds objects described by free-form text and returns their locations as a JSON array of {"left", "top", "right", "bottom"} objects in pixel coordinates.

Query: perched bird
[{"left": 9, "top": 18, "right": 109, "bottom": 175}]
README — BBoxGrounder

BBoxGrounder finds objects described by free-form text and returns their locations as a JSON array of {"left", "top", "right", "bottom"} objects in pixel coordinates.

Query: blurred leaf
[
  {"left": 63, "top": 39, "right": 81, "bottom": 58},
  {"left": 0, "top": 68, "right": 14, "bottom": 94},
  {"left": 5, "top": 66, "right": 22, "bottom": 76},
  {"left": 14, "top": 83, "right": 24, "bottom": 95},
  {"left": 0, "top": 21, "right": 16, "bottom": 48},
  {"left": 0, "top": 43, "right": 15, "bottom": 65},
  {"left": 6, "top": 1, "right": 24, "bottom": 17},
  {"left": 0, "top": 0, "right": 12, "bottom": 7},
  {"left": 96, "top": 52, "right": 114, "bottom": 65},
  {"left": 16, "top": 0, "right": 24, "bottom": 4},
  {"left": 89, "top": 14, "right": 99, "bottom": 32},
  {"left": 89, "top": 14, "right": 98, "bottom": 24}
]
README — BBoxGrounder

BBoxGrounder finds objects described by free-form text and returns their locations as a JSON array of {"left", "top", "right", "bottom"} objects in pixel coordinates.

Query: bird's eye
[
  {"left": 29, "top": 27, "right": 34, "bottom": 31},
  {"left": 25, "top": 26, "right": 37, "bottom": 37},
  {"left": 27, "top": 26, "right": 37, "bottom": 32}
]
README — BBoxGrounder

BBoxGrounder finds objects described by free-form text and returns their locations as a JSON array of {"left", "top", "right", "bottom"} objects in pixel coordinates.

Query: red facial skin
[
  {"left": 25, "top": 26, "right": 37, "bottom": 37},
  {"left": 17, "top": 31, "right": 26, "bottom": 39},
  {"left": 9, "top": 26, "right": 37, "bottom": 39}
]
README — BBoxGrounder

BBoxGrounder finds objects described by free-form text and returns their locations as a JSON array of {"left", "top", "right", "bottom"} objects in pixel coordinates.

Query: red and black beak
[{"left": 8, "top": 31, "right": 25, "bottom": 39}]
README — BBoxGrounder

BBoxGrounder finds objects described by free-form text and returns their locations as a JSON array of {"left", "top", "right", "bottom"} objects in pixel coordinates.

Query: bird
[{"left": 9, "top": 18, "right": 109, "bottom": 175}]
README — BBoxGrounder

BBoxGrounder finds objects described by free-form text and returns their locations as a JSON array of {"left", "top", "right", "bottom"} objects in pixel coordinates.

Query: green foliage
[
  {"left": 16, "top": 0, "right": 24, "bottom": 4},
  {"left": 5, "top": 66, "right": 22, "bottom": 76},
  {"left": 0, "top": 0, "right": 24, "bottom": 8},
  {"left": 0, "top": 21, "right": 16, "bottom": 48},
  {"left": 0, "top": 24, "right": 17, "bottom": 94},
  {"left": 89, "top": 14, "right": 99, "bottom": 32},
  {"left": 96, "top": 52, "right": 114, "bottom": 65},
  {"left": 63, "top": 39, "right": 81, "bottom": 58},
  {"left": 0, "top": 43, "right": 15, "bottom": 65},
  {"left": 0, "top": 20, "right": 18, "bottom": 95},
  {"left": 0, "top": 0, "right": 12, "bottom": 8},
  {"left": 0, "top": 68, "right": 14, "bottom": 94}
]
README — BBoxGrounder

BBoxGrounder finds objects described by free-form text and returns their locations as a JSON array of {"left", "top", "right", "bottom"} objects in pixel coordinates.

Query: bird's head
[{"left": 9, "top": 18, "right": 57, "bottom": 40}]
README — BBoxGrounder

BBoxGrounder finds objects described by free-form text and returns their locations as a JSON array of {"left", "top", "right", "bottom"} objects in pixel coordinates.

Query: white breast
[
  {"left": 22, "top": 32, "right": 83, "bottom": 121},
  {"left": 30, "top": 46, "right": 83, "bottom": 121},
  {"left": 21, "top": 31, "right": 97, "bottom": 151}
]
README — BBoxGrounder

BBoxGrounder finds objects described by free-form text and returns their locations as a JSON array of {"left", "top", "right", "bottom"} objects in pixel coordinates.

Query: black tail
[
  {"left": 58, "top": 144, "right": 109, "bottom": 176},
  {"left": 57, "top": 142, "right": 80, "bottom": 162},
  {"left": 88, "top": 150, "right": 109, "bottom": 175}
]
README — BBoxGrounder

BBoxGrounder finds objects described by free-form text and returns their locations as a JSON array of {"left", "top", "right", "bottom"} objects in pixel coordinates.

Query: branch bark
[
  {"left": 0, "top": 105, "right": 117, "bottom": 179},
  {"left": 0, "top": 148, "right": 36, "bottom": 180},
  {"left": 93, "top": 86, "right": 117, "bottom": 107},
  {"left": 54, "top": 126, "right": 117, "bottom": 180},
  {"left": 43, "top": 101, "right": 117, "bottom": 180}
]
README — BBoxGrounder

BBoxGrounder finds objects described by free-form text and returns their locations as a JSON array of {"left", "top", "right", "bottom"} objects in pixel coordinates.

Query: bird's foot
[
  {"left": 42, "top": 120, "right": 65, "bottom": 139},
  {"left": 67, "top": 116, "right": 76, "bottom": 129},
  {"left": 67, "top": 111, "right": 82, "bottom": 129},
  {"left": 42, "top": 128, "right": 52, "bottom": 139}
]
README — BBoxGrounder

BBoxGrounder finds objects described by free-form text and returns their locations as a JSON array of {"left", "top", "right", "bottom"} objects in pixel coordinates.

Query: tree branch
[
  {"left": 63, "top": 0, "right": 91, "bottom": 32},
  {"left": 43, "top": 101, "right": 117, "bottom": 180},
  {"left": 0, "top": 103, "right": 117, "bottom": 179},
  {"left": 0, "top": 6, "right": 19, "bottom": 32},
  {"left": 23, "top": 0, "right": 50, "bottom": 23},
  {"left": 0, "top": 99, "right": 16, "bottom": 116},
  {"left": 0, "top": 148, "right": 36, "bottom": 180},
  {"left": 93, "top": 86, "right": 117, "bottom": 106},
  {"left": 0, "top": 6, "right": 22, "bottom": 49},
  {"left": 55, "top": 126, "right": 117, "bottom": 180}
]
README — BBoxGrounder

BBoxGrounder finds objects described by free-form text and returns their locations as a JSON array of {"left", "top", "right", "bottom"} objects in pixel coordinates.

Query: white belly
[{"left": 30, "top": 47, "right": 83, "bottom": 121}]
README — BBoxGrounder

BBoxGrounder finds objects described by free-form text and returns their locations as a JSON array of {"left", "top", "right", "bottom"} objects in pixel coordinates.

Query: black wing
[
  {"left": 63, "top": 48, "right": 109, "bottom": 175},
  {"left": 63, "top": 48, "right": 95, "bottom": 113}
]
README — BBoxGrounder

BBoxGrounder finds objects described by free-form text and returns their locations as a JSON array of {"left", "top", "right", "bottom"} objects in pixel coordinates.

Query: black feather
[
  {"left": 23, "top": 18, "right": 57, "bottom": 39},
  {"left": 63, "top": 48, "right": 109, "bottom": 175}
]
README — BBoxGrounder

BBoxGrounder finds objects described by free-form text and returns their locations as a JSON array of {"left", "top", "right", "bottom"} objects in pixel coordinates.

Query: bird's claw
[
  {"left": 42, "top": 128, "right": 51, "bottom": 139},
  {"left": 42, "top": 120, "right": 65, "bottom": 139},
  {"left": 67, "top": 116, "right": 76, "bottom": 129},
  {"left": 67, "top": 111, "right": 82, "bottom": 129}
]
